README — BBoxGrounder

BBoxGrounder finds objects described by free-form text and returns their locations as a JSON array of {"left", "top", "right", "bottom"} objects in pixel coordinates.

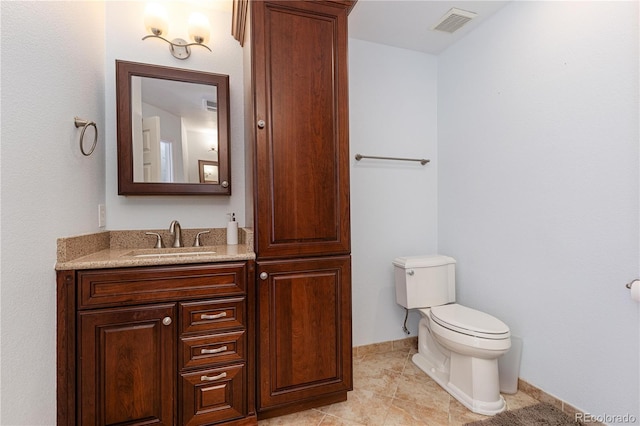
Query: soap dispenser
[{"left": 226, "top": 213, "right": 238, "bottom": 245}]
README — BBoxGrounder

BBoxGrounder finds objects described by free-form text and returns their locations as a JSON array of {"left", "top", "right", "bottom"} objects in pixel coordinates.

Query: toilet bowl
[
  {"left": 393, "top": 255, "right": 511, "bottom": 416},
  {"left": 414, "top": 305, "right": 510, "bottom": 415}
]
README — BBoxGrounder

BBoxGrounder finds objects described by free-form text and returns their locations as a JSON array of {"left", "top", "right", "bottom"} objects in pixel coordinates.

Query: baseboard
[
  {"left": 353, "top": 336, "right": 418, "bottom": 358},
  {"left": 517, "top": 379, "right": 605, "bottom": 425}
]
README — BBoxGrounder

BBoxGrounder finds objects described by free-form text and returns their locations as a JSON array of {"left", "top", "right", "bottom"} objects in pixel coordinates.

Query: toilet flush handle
[{"left": 407, "top": 270, "right": 415, "bottom": 276}]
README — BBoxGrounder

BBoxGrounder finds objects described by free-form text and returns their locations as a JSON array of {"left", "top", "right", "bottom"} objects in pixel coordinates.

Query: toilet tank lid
[{"left": 393, "top": 255, "right": 456, "bottom": 269}]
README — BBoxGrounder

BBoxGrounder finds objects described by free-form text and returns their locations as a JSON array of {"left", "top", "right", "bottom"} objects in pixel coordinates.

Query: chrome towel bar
[{"left": 355, "top": 154, "right": 430, "bottom": 166}]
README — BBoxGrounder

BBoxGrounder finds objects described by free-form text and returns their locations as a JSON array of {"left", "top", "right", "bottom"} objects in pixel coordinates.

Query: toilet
[{"left": 393, "top": 255, "right": 511, "bottom": 416}]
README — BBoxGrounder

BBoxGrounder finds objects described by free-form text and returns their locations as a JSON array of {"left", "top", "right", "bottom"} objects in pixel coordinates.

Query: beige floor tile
[
  {"left": 503, "top": 390, "right": 540, "bottom": 411},
  {"left": 258, "top": 408, "right": 326, "bottom": 425},
  {"left": 384, "top": 398, "right": 450, "bottom": 426},
  {"left": 319, "top": 413, "right": 368, "bottom": 426},
  {"left": 359, "top": 349, "right": 411, "bottom": 374},
  {"left": 447, "top": 397, "right": 490, "bottom": 426},
  {"left": 353, "top": 361, "right": 402, "bottom": 397},
  {"left": 317, "top": 389, "right": 393, "bottom": 425},
  {"left": 394, "top": 372, "right": 450, "bottom": 411}
]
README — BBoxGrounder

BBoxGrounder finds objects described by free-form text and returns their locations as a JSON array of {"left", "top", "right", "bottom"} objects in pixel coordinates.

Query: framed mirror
[{"left": 116, "top": 60, "right": 230, "bottom": 195}]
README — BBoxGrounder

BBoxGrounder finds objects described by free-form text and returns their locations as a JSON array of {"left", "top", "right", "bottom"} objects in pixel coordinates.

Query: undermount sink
[{"left": 124, "top": 247, "right": 216, "bottom": 258}]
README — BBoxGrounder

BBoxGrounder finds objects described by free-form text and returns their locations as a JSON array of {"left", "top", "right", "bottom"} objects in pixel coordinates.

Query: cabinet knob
[
  {"left": 221, "top": 180, "right": 229, "bottom": 188},
  {"left": 162, "top": 316, "right": 172, "bottom": 326},
  {"left": 257, "top": 120, "right": 266, "bottom": 129},
  {"left": 260, "top": 272, "right": 268, "bottom": 280}
]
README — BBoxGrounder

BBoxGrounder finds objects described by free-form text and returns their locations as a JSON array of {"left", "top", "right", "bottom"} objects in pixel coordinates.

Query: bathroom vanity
[
  {"left": 56, "top": 230, "right": 257, "bottom": 425},
  {"left": 58, "top": 0, "right": 358, "bottom": 423}
]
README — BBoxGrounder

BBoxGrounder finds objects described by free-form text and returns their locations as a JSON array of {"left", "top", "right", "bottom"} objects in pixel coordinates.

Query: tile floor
[{"left": 258, "top": 345, "right": 540, "bottom": 426}]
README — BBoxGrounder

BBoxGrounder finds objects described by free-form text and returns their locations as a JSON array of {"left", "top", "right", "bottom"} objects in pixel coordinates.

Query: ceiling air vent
[
  {"left": 203, "top": 99, "right": 217, "bottom": 112},
  {"left": 432, "top": 8, "right": 477, "bottom": 33}
]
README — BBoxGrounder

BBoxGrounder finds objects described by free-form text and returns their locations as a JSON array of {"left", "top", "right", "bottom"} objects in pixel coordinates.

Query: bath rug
[{"left": 465, "top": 403, "right": 585, "bottom": 426}]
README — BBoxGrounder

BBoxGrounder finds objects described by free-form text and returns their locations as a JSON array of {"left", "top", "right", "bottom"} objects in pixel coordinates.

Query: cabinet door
[
  {"left": 257, "top": 256, "right": 352, "bottom": 411},
  {"left": 78, "top": 304, "right": 176, "bottom": 425},
  {"left": 252, "top": 1, "right": 351, "bottom": 258}
]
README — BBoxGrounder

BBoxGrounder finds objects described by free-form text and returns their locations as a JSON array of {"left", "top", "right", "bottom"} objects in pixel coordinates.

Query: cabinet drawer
[
  {"left": 180, "top": 364, "right": 245, "bottom": 426},
  {"left": 180, "top": 330, "right": 245, "bottom": 370},
  {"left": 78, "top": 263, "right": 246, "bottom": 309},
  {"left": 180, "top": 298, "right": 245, "bottom": 334}
]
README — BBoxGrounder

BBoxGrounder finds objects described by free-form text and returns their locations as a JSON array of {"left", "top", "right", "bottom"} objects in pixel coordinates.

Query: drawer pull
[
  {"left": 201, "top": 312, "right": 227, "bottom": 320},
  {"left": 201, "top": 345, "right": 228, "bottom": 355},
  {"left": 201, "top": 372, "right": 227, "bottom": 382}
]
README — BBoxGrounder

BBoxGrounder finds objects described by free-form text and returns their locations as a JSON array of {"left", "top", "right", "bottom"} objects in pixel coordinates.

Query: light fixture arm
[{"left": 142, "top": 34, "right": 212, "bottom": 60}]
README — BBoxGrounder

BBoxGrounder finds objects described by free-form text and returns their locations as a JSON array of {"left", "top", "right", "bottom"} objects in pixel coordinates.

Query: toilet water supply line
[{"left": 402, "top": 308, "right": 410, "bottom": 335}]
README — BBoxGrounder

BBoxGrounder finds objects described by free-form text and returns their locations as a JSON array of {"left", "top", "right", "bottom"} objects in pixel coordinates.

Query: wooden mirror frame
[{"left": 116, "top": 60, "right": 231, "bottom": 195}]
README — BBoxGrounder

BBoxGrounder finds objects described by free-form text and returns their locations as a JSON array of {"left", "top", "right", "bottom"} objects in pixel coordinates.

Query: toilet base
[{"left": 412, "top": 352, "right": 507, "bottom": 416}]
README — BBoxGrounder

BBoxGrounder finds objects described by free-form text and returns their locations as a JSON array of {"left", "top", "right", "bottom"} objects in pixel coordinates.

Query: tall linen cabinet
[{"left": 233, "top": 0, "right": 355, "bottom": 419}]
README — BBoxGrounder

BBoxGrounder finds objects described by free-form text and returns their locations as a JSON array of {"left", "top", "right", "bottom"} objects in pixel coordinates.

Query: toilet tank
[{"left": 393, "top": 255, "right": 456, "bottom": 309}]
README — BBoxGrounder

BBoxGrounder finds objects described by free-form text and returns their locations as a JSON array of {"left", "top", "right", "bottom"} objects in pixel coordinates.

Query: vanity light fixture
[{"left": 142, "top": 3, "right": 212, "bottom": 60}]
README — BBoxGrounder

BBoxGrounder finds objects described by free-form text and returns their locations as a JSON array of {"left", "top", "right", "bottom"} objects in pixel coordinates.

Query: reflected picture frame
[{"left": 198, "top": 160, "right": 219, "bottom": 184}]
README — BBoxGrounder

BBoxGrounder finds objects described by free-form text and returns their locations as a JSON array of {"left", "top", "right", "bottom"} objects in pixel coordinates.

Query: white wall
[
  {"left": 0, "top": 2, "right": 106, "bottom": 424},
  {"left": 104, "top": 1, "right": 244, "bottom": 230},
  {"left": 349, "top": 39, "right": 438, "bottom": 345},
  {"left": 437, "top": 1, "right": 639, "bottom": 421}
]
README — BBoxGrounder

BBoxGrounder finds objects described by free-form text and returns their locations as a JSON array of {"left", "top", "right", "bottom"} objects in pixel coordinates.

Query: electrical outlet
[{"left": 98, "top": 204, "right": 106, "bottom": 228}]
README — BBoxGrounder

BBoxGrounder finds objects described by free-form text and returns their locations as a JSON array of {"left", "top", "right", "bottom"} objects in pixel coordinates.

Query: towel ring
[{"left": 74, "top": 117, "right": 98, "bottom": 156}]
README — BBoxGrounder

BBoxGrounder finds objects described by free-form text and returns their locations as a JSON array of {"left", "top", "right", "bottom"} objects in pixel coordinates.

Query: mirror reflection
[
  {"left": 116, "top": 60, "right": 230, "bottom": 196},
  {"left": 132, "top": 77, "right": 219, "bottom": 184}
]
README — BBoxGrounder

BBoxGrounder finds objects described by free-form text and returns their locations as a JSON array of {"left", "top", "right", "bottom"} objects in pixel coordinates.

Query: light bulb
[
  {"left": 188, "top": 12, "right": 210, "bottom": 44},
  {"left": 144, "top": 3, "right": 169, "bottom": 36}
]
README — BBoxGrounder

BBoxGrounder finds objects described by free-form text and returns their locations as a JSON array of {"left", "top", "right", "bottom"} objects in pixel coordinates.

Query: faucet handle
[
  {"left": 145, "top": 232, "right": 164, "bottom": 249},
  {"left": 193, "top": 230, "right": 210, "bottom": 247}
]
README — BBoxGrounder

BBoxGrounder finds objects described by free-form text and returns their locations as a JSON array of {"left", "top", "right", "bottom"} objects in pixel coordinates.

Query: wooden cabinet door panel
[
  {"left": 253, "top": 1, "right": 351, "bottom": 258},
  {"left": 78, "top": 304, "right": 176, "bottom": 425},
  {"left": 180, "top": 364, "right": 245, "bottom": 425},
  {"left": 257, "top": 256, "right": 352, "bottom": 409}
]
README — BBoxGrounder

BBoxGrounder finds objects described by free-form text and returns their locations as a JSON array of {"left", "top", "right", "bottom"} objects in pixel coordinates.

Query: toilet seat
[{"left": 429, "top": 304, "right": 510, "bottom": 340}]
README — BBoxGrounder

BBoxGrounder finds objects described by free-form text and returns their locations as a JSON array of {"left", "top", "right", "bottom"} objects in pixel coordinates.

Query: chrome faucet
[{"left": 169, "top": 220, "right": 183, "bottom": 248}]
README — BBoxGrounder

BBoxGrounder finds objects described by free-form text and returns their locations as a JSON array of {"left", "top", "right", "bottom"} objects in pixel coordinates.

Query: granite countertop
[{"left": 55, "top": 228, "right": 255, "bottom": 271}]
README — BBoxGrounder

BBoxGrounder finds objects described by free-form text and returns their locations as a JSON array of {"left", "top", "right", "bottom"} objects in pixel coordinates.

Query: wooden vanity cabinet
[
  {"left": 234, "top": 0, "right": 355, "bottom": 418},
  {"left": 57, "top": 262, "right": 256, "bottom": 426}
]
